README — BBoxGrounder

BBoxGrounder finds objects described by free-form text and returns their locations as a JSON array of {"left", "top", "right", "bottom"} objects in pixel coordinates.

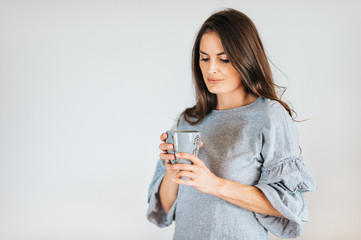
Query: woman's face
[{"left": 199, "top": 32, "right": 242, "bottom": 95}]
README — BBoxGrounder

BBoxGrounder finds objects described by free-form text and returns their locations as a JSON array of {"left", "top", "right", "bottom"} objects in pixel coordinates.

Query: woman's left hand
[{"left": 167, "top": 152, "right": 224, "bottom": 196}]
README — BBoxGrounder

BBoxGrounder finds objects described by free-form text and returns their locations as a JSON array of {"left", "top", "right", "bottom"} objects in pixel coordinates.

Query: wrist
[
  {"left": 213, "top": 177, "right": 227, "bottom": 197},
  {"left": 164, "top": 170, "right": 179, "bottom": 185}
]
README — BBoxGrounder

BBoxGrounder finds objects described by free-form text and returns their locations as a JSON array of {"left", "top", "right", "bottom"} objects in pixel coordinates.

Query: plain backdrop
[{"left": 1, "top": 0, "right": 360, "bottom": 239}]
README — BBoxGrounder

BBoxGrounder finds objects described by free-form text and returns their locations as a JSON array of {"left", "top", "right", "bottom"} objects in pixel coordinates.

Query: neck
[{"left": 216, "top": 89, "right": 258, "bottom": 110}]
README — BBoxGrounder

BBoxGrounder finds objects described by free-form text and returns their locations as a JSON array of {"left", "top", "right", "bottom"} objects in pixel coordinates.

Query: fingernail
[{"left": 175, "top": 153, "right": 180, "bottom": 157}]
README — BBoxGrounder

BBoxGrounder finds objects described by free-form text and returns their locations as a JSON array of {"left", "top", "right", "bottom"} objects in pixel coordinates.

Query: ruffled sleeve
[
  {"left": 254, "top": 102, "right": 317, "bottom": 238},
  {"left": 146, "top": 159, "right": 177, "bottom": 227}
]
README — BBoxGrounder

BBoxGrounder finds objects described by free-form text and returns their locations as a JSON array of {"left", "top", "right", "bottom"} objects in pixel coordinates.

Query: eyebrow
[{"left": 199, "top": 50, "right": 226, "bottom": 56}]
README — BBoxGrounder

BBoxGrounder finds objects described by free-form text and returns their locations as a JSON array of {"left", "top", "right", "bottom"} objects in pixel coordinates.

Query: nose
[{"left": 207, "top": 59, "right": 219, "bottom": 75}]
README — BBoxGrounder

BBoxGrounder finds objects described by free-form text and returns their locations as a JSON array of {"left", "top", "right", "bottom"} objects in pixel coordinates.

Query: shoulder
[
  {"left": 259, "top": 98, "right": 288, "bottom": 119},
  {"left": 256, "top": 98, "right": 293, "bottom": 125},
  {"left": 261, "top": 99, "right": 299, "bottom": 142},
  {"left": 177, "top": 112, "right": 186, "bottom": 129},
  {"left": 256, "top": 98, "right": 299, "bottom": 140},
  {"left": 176, "top": 112, "right": 194, "bottom": 130}
]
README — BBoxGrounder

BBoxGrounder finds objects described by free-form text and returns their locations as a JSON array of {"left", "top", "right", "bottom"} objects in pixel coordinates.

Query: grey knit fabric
[{"left": 146, "top": 97, "right": 317, "bottom": 239}]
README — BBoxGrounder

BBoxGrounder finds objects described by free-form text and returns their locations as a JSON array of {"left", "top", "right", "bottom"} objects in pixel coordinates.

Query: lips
[{"left": 208, "top": 78, "right": 223, "bottom": 84}]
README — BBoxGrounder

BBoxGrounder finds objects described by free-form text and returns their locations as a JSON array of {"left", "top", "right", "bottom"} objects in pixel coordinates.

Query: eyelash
[{"left": 201, "top": 58, "right": 229, "bottom": 63}]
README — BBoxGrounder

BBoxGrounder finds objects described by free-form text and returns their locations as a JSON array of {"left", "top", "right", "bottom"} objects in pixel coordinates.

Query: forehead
[{"left": 199, "top": 32, "right": 224, "bottom": 53}]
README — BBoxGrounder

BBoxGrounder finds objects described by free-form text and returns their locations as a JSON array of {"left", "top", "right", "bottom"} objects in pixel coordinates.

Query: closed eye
[{"left": 201, "top": 58, "right": 229, "bottom": 63}]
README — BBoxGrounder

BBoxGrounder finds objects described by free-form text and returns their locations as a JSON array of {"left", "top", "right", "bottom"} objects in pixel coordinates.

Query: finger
[
  {"left": 171, "top": 177, "right": 192, "bottom": 185},
  {"left": 159, "top": 153, "right": 175, "bottom": 161},
  {"left": 176, "top": 170, "right": 197, "bottom": 179},
  {"left": 159, "top": 143, "right": 173, "bottom": 151},
  {"left": 175, "top": 152, "right": 203, "bottom": 165},
  {"left": 168, "top": 163, "right": 196, "bottom": 172},
  {"left": 160, "top": 133, "right": 168, "bottom": 142},
  {"left": 164, "top": 159, "right": 172, "bottom": 167},
  {"left": 200, "top": 141, "right": 204, "bottom": 148}
]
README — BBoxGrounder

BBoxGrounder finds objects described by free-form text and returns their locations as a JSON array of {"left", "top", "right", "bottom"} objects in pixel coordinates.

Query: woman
[{"left": 146, "top": 8, "right": 316, "bottom": 239}]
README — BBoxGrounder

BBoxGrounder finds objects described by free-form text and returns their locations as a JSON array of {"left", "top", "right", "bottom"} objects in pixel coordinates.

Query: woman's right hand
[
  {"left": 159, "top": 133, "right": 178, "bottom": 176},
  {"left": 158, "top": 132, "right": 180, "bottom": 213}
]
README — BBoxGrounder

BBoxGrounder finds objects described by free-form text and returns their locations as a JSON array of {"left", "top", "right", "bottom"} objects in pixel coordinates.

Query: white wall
[{"left": 0, "top": 1, "right": 360, "bottom": 239}]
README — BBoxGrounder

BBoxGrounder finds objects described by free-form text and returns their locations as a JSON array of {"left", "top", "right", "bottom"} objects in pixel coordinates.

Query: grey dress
[{"left": 146, "top": 97, "right": 317, "bottom": 239}]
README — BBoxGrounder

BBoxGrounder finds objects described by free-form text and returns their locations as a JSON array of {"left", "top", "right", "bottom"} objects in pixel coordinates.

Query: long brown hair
[{"left": 181, "top": 8, "right": 298, "bottom": 125}]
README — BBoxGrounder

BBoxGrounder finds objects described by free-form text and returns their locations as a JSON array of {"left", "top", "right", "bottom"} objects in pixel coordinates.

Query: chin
[{"left": 206, "top": 86, "right": 224, "bottom": 94}]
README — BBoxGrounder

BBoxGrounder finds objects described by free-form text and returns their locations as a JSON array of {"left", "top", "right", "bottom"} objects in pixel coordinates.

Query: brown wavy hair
[{"left": 180, "top": 8, "right": 298, "bottom": 125}]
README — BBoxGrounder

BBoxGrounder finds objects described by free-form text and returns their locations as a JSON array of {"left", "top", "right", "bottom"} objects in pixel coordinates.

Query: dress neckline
[{"left": 211, "top": 96, "right": 262, "bottom": 113}]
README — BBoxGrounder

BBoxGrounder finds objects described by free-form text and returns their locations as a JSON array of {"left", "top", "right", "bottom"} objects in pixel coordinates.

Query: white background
[{"left": 1, "top": 1, "right": 360, "bottom": 239}]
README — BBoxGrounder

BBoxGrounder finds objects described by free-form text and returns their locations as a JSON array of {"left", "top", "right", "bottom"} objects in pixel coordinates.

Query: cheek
[
  {"left": 199, "top": 63, "right": 207, "bottom": 76},
  {"left": 227, "top": 67, "right": 241, "bottom": 82}
]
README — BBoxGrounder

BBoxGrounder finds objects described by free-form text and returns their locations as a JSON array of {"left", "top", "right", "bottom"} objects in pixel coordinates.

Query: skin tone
[
  {"left": 199, "top": 31, "right": 259, "bottom": 110},
  {"left": 158, "top": 32, "right": 284, "bottom": 218}
]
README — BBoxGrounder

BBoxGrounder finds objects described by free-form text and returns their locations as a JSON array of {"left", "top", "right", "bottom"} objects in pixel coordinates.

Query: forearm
[
  {"left": 159, "top": 170, "right": 179, "bottom": 214},
  {"left": 215, "top": 178, "right": 285, "bottom": 218}
]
